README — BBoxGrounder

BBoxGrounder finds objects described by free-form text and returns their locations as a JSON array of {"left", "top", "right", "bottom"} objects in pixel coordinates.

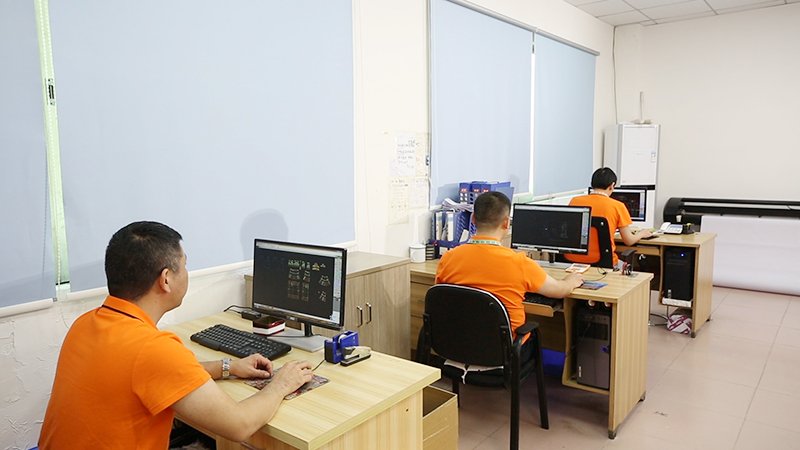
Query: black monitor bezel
[
  {"left": 510, "top": 203, "right": 592, "bottom": 255},
  {"left": 609, "top": 187, "right": 648, "bottom": 222},
  {"left": 251, "top": 238, "right": 347, "bottom": 332}
]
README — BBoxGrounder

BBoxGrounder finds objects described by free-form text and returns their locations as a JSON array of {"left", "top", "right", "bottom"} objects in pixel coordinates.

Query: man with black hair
[
  {"left": 40, "top": 221, "right": 313, "bottom": 449},
  {"left": 568, "top": 167, "right": 653, "bottom": 268},
  {"left": 436, "top": 191, "right": 583, "bottom": 346}
]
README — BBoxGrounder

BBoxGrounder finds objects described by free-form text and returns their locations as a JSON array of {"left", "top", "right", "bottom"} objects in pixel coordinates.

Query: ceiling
[{"left": 564, "top": 0, "right": 800, "bottom": 26}]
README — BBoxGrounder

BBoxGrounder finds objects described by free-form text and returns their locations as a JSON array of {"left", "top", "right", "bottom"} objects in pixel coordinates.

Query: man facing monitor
[
  {"left": 39, "top": 221, "right": 314, "bottom": 449},
  {"left": 568, "top": 168, "right": 653, "bottom": 268},
  {"left": 436, "top": 192, "right": 583, "bottom": 349}
]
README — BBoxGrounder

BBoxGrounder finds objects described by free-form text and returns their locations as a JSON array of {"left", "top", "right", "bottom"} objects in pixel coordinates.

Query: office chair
[
  {"left": 416, "top": 284, "right": 549, "bottom": 450},
  {"left": 563, "top": 216, "right": 614, "bottom": 269}
]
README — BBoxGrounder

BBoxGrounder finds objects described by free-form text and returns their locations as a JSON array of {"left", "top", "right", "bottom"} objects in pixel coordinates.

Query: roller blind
[
  {"left": 0, "top": 0, "right": 56, "bottom": 307},
  {"left": 50, "top": 0, "right": 355, "bottom": 291},
  {"left": 533, "top": 33, "right": 596, "bottom": 196},
  {"left": 430, "top": 0, "right": 533, "bottom": 204}
]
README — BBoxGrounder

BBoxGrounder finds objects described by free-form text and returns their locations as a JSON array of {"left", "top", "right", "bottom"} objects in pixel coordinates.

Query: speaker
[
  {"left": 574, "top": 303, "right": 611, "bottom": 390},
  {"left": 663, "top": 247, "right": 695, "bottom": 301}
]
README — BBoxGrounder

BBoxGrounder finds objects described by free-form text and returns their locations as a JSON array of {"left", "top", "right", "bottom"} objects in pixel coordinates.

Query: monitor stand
[
  {"left": 267, "top": 323, "right": 327, "bottom": 353},
  {"left": 537, "top": 251, "right": 571, "bottom": 269}
]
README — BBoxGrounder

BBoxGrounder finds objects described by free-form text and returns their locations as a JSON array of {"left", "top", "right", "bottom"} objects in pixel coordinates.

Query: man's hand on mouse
[
  {"left": 231, "top": 353, "right": 274, "bottom": 379},
  {"left": 270, "top": 360, "right": 315, "bottom": 396},
  {"left": 565, "top": 273, "right": 584, "bottom": 289}
]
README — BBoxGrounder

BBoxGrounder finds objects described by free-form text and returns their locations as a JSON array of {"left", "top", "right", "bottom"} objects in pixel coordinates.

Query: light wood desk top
[
  {"left": 410, "top": 260, "right": 653, "bottom": 317},
  {"left": 168, "top": 312, "right": 440, "bottom": 449},
  {"left": 616, "top": 231, "right": 716, "bottom": 248}
]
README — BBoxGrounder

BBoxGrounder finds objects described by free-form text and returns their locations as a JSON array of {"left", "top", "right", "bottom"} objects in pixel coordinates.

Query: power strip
[{"left": 662, "top": 297, "right": 692, "bottom": 308}]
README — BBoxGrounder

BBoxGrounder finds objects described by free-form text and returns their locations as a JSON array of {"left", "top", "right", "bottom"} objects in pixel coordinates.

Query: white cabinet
[{"left": 604, "top": 124, "right": 660, "bottom": 186}]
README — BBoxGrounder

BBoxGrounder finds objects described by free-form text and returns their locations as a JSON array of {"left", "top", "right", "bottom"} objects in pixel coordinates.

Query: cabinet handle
[
  {"left": 366, "top": 302, "right": 373, "bottom": 324},
  {"left": 356, "top": 305, "right": 363, "bottom": 327}
]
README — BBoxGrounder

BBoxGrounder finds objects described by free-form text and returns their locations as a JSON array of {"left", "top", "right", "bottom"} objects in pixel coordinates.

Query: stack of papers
[{"left": 565, "top": 263, "right": 591, "bottom": 273}]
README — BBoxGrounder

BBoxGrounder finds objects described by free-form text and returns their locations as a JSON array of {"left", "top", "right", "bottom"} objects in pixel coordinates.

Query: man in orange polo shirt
[
  {"left": 567, "top": 167, "right": 653, "bottom": 268},
  {"left": 39, "top": 221, "right": 314, "bottom": 449},
  {"left": 436, "top": 192, "right": 583, "bottom": 350}
]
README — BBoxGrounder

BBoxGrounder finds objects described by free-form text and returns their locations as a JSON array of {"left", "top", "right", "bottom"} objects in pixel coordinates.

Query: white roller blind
[
  {"left": 430, "top": 0, "right": 533, "bottom": 204},
  {"left": 50, "top": 0, "right": 355, "bottom": 291},
  {"left": 533, "top": 34, "right": 595, "bottom": 196},
  {"left": 0, "top": 0, "right": 55, "bottom": 307}
]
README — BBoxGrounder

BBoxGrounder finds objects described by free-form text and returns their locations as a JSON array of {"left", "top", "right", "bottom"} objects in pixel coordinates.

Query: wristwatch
[{"left": 221, "top": 357, "right": 231, "bottom": 379}]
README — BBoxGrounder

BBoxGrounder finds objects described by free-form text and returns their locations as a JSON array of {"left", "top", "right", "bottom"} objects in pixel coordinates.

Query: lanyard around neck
[
  {"left": 100, "top": 304, "right": 143, "bottom": 322},
  {"left": 467, "top": 238, "right": 501, "bottom": 246}
]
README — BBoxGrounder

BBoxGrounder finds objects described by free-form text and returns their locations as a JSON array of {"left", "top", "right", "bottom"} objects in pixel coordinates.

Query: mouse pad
[{"left": 244, "top": 369, "right": 329, "bottom": 400}]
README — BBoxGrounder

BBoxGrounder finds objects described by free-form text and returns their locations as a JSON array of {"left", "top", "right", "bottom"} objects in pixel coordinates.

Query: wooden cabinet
[
  {"left": 246, "top": 252, "right": 410, "bottom": 358},
  {"left": 410, "top": 260, "right": 438, "bottom": 358}
]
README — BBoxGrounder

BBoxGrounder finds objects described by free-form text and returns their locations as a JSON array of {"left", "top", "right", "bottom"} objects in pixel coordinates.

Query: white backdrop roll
[{"left": 701, "top": 215, "right": 800, "bottom": 295}]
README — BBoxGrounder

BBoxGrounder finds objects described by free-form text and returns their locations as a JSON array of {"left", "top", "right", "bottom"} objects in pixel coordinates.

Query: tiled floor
[{"left": 438, "top": 287, "right": 800, "bottom": 450}]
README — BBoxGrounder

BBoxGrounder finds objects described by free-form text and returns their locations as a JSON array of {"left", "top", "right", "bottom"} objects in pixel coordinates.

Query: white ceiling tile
[
  {"left": 787, "top": 0, "right": 800, "bottom": 4},
  {"left": 641, "top": 0, "right": 712, "bottom": 19},
  {"left": 580, "top": 0, "right": 635, "bottom": 17},
  {"left": 707, "top": 0, "right": 783, "bottom": 10},
  {"left": 597, "top": 9, "right": 651, "bottom": 25},
  {"left": 565, "top": 0, "right": 600, "bottom": 6},
  {"left": 626, "top": 0, "right": 689, "bottom": 9},
  {"left": 715, "top": 0, "right": 785, "bottom": 13},
  {"left": 653, "top": 10, "right": 717, "bottom": 22}
]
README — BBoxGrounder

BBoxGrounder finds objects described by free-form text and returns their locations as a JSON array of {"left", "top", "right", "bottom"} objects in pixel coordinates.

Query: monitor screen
[
  {"left": 252, "top": 239, "right": 347, "bottom": 332},
  {"left": 610, "top": 188, "right": 647, "bottom": 222},
  {"left": 510, "top": 204, "right": 592, "bottom": 254}
]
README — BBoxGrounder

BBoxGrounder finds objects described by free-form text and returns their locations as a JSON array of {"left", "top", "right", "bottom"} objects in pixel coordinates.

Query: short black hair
[
  {"left": 105, "top": 221, "right": 183, "bottom": 301},
  {"left": 473, "top": 191, "right": 511, "bottom": 229},
  {"left": 591, "top": 167, "right": 618, "bottom": 189}
]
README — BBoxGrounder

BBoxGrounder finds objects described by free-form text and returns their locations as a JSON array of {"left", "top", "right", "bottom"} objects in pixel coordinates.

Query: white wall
[
  {"left": 614, "top": 3, "right": 800, "bottom": 217},
  {"left": 2, "top": 1, "right": 614, "bottom": 447}
]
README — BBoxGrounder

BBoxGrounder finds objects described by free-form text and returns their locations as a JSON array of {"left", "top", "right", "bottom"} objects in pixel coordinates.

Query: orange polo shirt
[
  {"left": 39, "top": 296, "right": 210, "bottom": 450},
  {"left": 435, "top": 236, "right": 548, "bottom": 343},
  {"left": 567, "top": 193, "right": 632, "bottom": 266}
]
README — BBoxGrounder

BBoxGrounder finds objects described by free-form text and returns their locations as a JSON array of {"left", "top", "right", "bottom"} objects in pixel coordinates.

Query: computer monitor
[
  {"left": 510, "top": 204, "right": 592, "bottom": 262},
  {"left": 251, "top": 239, "right": 347, "bottom": 352},
  {"left": 609, "top": 188, "right": 647, "bottom": 222}
]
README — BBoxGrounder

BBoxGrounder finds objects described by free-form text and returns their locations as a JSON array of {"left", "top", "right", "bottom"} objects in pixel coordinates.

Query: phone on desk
[{"left": 658, "top": 222, "right": 685, "bottom": 235}]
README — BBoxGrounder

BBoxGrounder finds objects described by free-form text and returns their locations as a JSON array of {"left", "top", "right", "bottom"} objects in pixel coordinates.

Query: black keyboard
[
  {"left": 524, "top": 292, "right": 560, "bottom": 307},
  {"left": 190, "top": 324, "right": 292, "bottom": 360}
]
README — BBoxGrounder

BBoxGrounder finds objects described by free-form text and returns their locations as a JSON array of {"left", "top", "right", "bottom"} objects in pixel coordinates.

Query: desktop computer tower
[
  {"left": 574, "top": 304, "right": 611, "bottom": 390},
  {"left": 662, "top": 247, "right": 695, "bottom": 302}
]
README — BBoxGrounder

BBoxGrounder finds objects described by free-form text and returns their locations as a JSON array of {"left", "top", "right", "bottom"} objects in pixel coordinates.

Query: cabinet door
[
  {"left": 362, "top": 265, "right": 410, "bottom": 358},
  {"left": 344, "top": 275, "right": 372, "bottom": 346}
]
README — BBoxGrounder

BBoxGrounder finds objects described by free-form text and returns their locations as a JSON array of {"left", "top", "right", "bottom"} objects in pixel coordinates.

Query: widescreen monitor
[
  {"left": 510, "top": 204, "right": 592, "bottom": 256},
  {"left": 609, "top": 188, "right": 647, "bottom": 222},
  {"left": 251, "top": 239, "right": 347, "bottom": 351}
]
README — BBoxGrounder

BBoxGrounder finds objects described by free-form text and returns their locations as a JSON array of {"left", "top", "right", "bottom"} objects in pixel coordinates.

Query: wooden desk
[
  {"left": 616, "top": 232, "right": 716, "bottom": 337},
  {"left": 410, "top": 260, "right": 653, "bottom": 439},
  {"left": 169, "top": 312, "right": 440, "bottom": 449}
]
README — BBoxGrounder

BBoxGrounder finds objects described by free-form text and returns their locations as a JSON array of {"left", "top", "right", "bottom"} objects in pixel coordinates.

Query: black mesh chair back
[{"left": 416, "top": 284, "right": 549, "bottom": 450}]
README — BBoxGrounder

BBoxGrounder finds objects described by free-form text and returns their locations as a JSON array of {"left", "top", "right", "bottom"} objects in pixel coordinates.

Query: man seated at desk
[
  {"left": 39, "top": 221, "right": 314, "bottom": 449},
  {"left": 567, "top": 167, "right": 653, "bottom": 269},
  {"left": 436, "top": 191, "right": 583, "bottom": 350}
]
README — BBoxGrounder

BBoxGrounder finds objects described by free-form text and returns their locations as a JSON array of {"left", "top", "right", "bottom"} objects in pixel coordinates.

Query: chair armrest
[
  {"left": 515, "top": 321, "right": 538, "bottom": 337},
  {"left": 512, "top": 321, "right": 539, "bottom": 349}
]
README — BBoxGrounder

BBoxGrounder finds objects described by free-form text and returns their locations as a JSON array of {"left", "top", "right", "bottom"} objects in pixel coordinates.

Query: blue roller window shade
[
  {"left": 0, "top": 1, "right": 55, "bottom": 307},
  {"left": 533, "top": 33, "right": 595, "bottom": 196},
  {"left": 430, "top": 0, "right": 533, "bottom": 204},
  {"left": 50, "top": 0, "right": 354, "bottom": 290}
]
